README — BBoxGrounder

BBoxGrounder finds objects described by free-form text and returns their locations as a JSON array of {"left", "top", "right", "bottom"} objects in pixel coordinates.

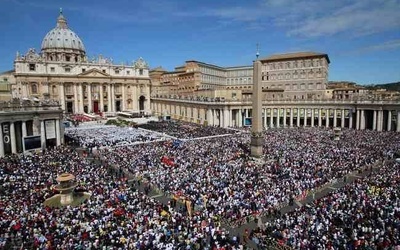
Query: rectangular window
[
  {"left": 66, "top": 56, "right": 70, "bottom": 62},
  {"left": 115, "top": 70, "right": 119, "bottom": 74},
  {"left": 139, "top": 69, "right": 143, "bottom": 75},
  {"left": 127, "top": 70, "right": 130, "bottom": 75},
  {"left": 82, "top": 68, "right": 86, "bottom": 73},
  {"left": 29, "top": 64, "right": 36, "bottom": 71},
  {"left": 50, "top": 67, "right": 55, "bottom": 72},
  {"left": 65, "top": 68, "right": 71, "bottom": 73}
]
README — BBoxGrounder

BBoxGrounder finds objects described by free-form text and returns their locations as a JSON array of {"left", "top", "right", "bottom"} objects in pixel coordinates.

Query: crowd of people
[
  {"left": 139, "top": 121, "right": 234, "bottom": 139},
  {"left": 64, "top": 125, "right": 164, "bottom": 148},
  {"left": 254, "top": 160, "right": 400, "bottom": 249},
  {"left": 1, "top": 120, "right": 400, "bottom": 249},
  {"left": 0, "top": 148, "right": 242, "bottom": 249}
]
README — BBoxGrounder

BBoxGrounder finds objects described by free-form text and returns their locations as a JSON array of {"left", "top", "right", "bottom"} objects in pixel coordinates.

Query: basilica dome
[{"left": 41, "top": 10, "right": 86, "bottom": 60}]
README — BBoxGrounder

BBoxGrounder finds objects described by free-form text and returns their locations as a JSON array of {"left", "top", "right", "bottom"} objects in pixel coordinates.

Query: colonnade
[
  {"left": 151, "top": 101, "right": 400, "bottom": 132},
  {"left": 0, "top": 118, "right": 63, "bottom": 157}
]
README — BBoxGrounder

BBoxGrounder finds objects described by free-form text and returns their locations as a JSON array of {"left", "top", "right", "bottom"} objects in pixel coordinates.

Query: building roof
[{"left": 260, "top": 52, "right": 330, "bottom": 63}]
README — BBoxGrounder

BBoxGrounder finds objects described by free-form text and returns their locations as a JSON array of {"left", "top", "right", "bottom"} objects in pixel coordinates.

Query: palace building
[{"left": 1, "top": 10, "right": 151, "bottom": 115}]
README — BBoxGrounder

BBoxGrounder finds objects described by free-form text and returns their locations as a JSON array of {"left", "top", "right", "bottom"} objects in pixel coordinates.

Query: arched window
[
  {"left": 31, "top": 84, "right": 38, "bottom": 94},
  {"left": 52, "top": 85, "right": 57, "bottom": 94}
]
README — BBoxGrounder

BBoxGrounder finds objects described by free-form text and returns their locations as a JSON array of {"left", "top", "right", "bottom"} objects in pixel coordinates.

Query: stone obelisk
[{"left": 250, "top": 59, "right": 263, "bottom": 157}]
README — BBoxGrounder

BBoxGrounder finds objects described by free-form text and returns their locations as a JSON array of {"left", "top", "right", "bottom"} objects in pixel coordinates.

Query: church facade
[{"left": 5, "top": 10, "right": 151, "bottom": 115}]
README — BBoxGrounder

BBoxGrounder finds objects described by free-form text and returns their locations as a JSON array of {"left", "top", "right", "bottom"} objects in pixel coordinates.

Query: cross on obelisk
[{"left": 250, "top": 44, "right": 263, "bottom": 157}]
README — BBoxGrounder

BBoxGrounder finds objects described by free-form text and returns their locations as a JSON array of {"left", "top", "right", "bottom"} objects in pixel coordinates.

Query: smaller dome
[{"left": 41, "top": 10, "right": 85, "bottom": 52}]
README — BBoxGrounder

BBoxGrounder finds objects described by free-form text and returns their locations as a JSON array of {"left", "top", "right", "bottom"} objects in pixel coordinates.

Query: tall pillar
[
  {"left": 373, "top": 110, "right": 377, "bottom": 130},
  {"left": 270, "top": 108, "right": 274, "bottom": 128},
  {"left": 56, "top": 119, "right": 61, "bottom": 146},
  {"left": 40, "top": 120, "right": 46, "bottom": 149},
  {"left": 360, "top": 110, "right": 365, "bottom": 130},
  {"left": 356, "top": 110, "right": 360, "bottom": 130},
  {"left": 22, "top": 121, "right": 27, "bottom": 152},
  {"left": 250, "top": 60, "right": 263, "bottom": 157},
  {"left": 397, "top": 111, "right": 400, "bottom": 132},
  {"left": 74, "top": 83, "right": 78, "bottom": 113},
  {"left": 290, "top": 108, "right": 293, "bottom": 127},
  {"left": 78, "top": 83, "right": 84, "bottom": 113},
  {"left": 304, "top": 109, "right": 308, "bottom": 127},
  {"left": 238, "top": 109, "right": 243, "bottom": 127},
  {"left": 59, "top": 82, "right": 65, "bottom": 111},
  {"left": 283, "top": 108, "right": 287, "bottom": 127},
  {"left": 311, "top": 108, "right": 315, "bottom": 127},
  {"left": 318, "top": 109, "right": 322, "bottom": 127},
  {"left": 121, "top": 84, "right": 125, "bottom": 111},
  {"left": 341, "top": 109, "right": 345, "bottom": 128},
  {"left": 377, "top": 110, "right": 383, "bottom": 131},
  {"left": 349, "top": 110, "right": 353, "bottom": 129},
  {"left": 326, "top": 109, "right": 330, "bottom": 128},
  {"left": 207, "top": 109, "right": 213, "bottom": 126},
  {"left": 276, "top": 109, "right": 280, "bottom": 128},
  {"left": 333, "top": 109, "right": 337, "bottom": 127},
  {"left": 99, "top": 84, "right": 104, "bottom": 112},
  {"left": 111, "top": 83, "right": 115, "bottom": 112},
  {"left": 10, "top": 122, "right": 16, "bottom": 154},
  {"left": 296, "top": 108, "right": 300, "bottom": 127},
  {"left": 0, "top": 123, "right": 4, "bottom": 157},
  {"left": 107, "top": 84, "right": 112, "bottom": 113},
  {"left": 387, "top": 111, "right": 392, "bottom": 131},
  {"left": 87, "top": 83, "right": 92, "bottom": 113}
]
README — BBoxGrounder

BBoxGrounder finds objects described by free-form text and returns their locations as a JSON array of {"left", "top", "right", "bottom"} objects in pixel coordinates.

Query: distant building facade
[{"left": 2, "top": 10, "right": 151, "bottom": 115}]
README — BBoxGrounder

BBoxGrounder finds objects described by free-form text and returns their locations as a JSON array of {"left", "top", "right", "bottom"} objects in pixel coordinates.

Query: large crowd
[
  {"left": 138, "top": 121, "right": 234, "bottom": 139},
  {"left": 1, "top": 121, "right": 400, "bottom": 249}
]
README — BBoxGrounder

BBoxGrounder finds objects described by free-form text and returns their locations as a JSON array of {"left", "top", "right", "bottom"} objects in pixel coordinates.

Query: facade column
[
  {"left": 56, "top": 119, "right": 61, "bottom": 146},
  {"left": 377, "top": 110, "right": 383, "bottom": 131},
  {"left": 10, "top": 122, "right": 16, "bottom": 154},
  {"left": 326, "top": 109, "right": 330, "bottom": 128},
  {"left": 74, "top": 83, "right": 78, "bottom": 113},
  {"left": 290, "top": 108, "right": 293, "bottom": 127},
  {"left": 78, "top": 83, "right": 84, "bottom": 113},
  {"left": 373, "top": 110, "right": 377, "bottom": 130},
  {"left": 333, "top": 109, "right": 337, "bottom": 127},
  {"left": 356, "top": 110, "right": 360, "bottom": 130},
  {"left": 99, "top": 84, "right": 104, "bottom": 112},
  {"left": 318, "top": 108, "right": 322, "bottom": 127},
  {"left": 22, "top": 121, "right": 27, "bottom": 152},
  {"left": 87, "top": 83, "right": 92, "bottom": 113},
  {"left": 111, "top": 84, "right": 115, "bottom": 112},
  {"left": 238, "top": 109, "right": 243, "bottom": 127},
  {"left": 397, "top": 111, "right": 400, "bottom": 132},
  {"left": 387, "top": 111, "right": 392, "bottom": 131},
  {"left": 121, "top": 84, "right": 125, "bottom": 111},
  {"left": 59, "top": 82, "right": 65, "bottom": 111},
  {"left": 349, "top": 110, "right": 353, "bottom": 129},
  {"left": 223, "top": 108, "right": 229, "bottom": 128},
  {"left": 40, "top": 120, "right": 46, "bottom": 149},
  {"left": 270, "top": 108, "right": 274, "bottom": 128},
  {"left": 0, "top": 123, "right": 4, "bottom": 157},
  {"left": 311, "top": 108, "right": 315, "bottom": 127},
  {"left": 207, "top": 109, "right": 213, "bottom": 126},
  {"left": 107, "top": 84, "right": 112, "bottom": 113},
  {"left": 296, "top": 108, "right": 300, "bottom": 127},
  {"left": 341, "top": 109, "right": 345, "bottom": 128},
  {"left": 360, "top": 110, "right": 365, "bottom": 130},
  {"left": 283, "top": 108, "right": 287, "bottom": 127}
]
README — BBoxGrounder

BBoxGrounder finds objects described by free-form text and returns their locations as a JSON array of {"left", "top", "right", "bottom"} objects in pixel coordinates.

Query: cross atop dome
[{"left": 57, "top": 8, "right": 68, "bottom": 29}]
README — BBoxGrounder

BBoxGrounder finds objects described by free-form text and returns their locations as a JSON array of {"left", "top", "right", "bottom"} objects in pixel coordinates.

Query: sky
[{"left": 0, "top": 0, "right": 399, "bottom": 85}]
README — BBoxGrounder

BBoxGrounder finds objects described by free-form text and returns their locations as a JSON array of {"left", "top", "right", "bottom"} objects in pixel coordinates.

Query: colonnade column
[
  {"left": 311, "top": 109, "right": 315, "bottom": 127},
  {"left": 276, "top": 109, "right": 280, "bottom": 128},
  {"left": 40, "top": 120, "right": 46, "bottom": 150},
  {"left": 304, "top": 109, "right": 308, "bottom": 127},
  {"left": 360, "top": 110, "right": 365, "bottom": 130},
  {"left": 283, "top": 108, "right": 287, "bottom": 127},
  {"left": 87, "top": 84, "right": 92, "bottom": 113},
  {"left": 318, "top": 109, "right": 322, "bottom": 127},
  {"left": 207, "top": 109, "right": 213, "bottom": 126},
  {"left": 290, "top": 108, "right": 293, "bottom": 127},
  {"left": 10, "top": 122, "right": 16, "bottom": 154},
  {"left": 238, "top": 109, "right": 243, "bottom": 127},
  {"left": 373, "top": 110, "right": 377, "bottom": 130},
  {"left": 356, "top": 110, "right": 360, "bottom": 130},
  {"left": 341, "top": 109, "right": 345, "bottom": 128},
  {"left": 296, "top": 108, "right": 300, "bottom": 127},
  {"left": 387, "top": 111, "right": 392, "bottom": 131},
  {"left": 333, "top": 109, "right": 337, "bottom": 127},
  {"left": 397, "top": 111, "right": 400, "bottom": 132},
  {"left": 349, "top": 110, "right": 353, "bottom": 129},
  {"left": 377, "top": 110, "right": 383, "bottom": 131},
  {"left": 326, "top": 109, "right": 330, "bottom": 128},
  {"left": 0, "top": 123, "right": 4, "bottom": 157},
  {"left": 270, "top": 108, "right": 274, "bottom": 128}
]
